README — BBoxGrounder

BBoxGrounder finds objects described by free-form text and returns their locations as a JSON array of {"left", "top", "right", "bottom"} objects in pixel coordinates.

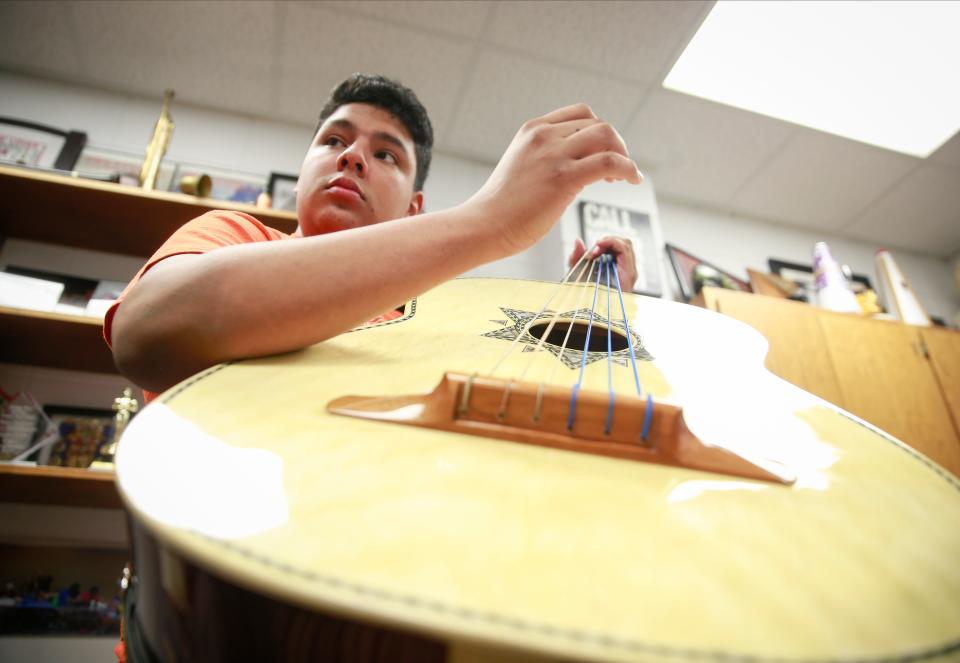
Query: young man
[{"left": 106, "top": 74, "right": 642, "bottom": 399}]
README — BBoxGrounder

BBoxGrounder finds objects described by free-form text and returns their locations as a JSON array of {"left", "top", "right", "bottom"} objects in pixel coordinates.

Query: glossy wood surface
[
  {"left": 702, "top": 288, "right": 844, "bottom": 406},
  {"left": 0, "top": 305, "right": 116, "bottom": 373},
  {"left": 819, "top": 313, "right": 960, "bottom": 477},
  {"left": 0, "top": 164, "right": 297, "bottom": 257},
  {"left": 117, "top": 279, "right": 960, "bottom": 662},
  {"left": 0, "top": 463, "right": 120, "bottom": 509},
  {"left": 921, "top": 326, "right": 960, "bottom": 444}
]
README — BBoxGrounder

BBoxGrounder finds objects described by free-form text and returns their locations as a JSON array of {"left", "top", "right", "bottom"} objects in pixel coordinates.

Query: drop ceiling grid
[
  {"left": 844, "top": 163, "right": 960, "bottom": 257},
  {"left": 0, "top": 1, "right": 84, "bottom": 79},
  {"left": 320, "top": 0, "right": 495, "bottom": 40},
  {"left": 727, "top": 128, "right": 921, "bottom": 233},
  {"left": 274, "top": 2, "right": 475, "bottom": 134},
  {"left": 67, "top": 0, "right": 277, "bottom": 118},
  {"left": 484, "top": 0, "right": 709, "bottom": 85},
  {"left": 621, "top": 88, "right": 797, "bottom": 207},
  {"left": 444, "top": 50, "right": 646, "bottom": 160}
]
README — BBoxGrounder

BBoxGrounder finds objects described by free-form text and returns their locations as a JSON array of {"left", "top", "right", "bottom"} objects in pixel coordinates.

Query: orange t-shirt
[{"left": 103, "top": 210, "right": 401, "bottom": 403}]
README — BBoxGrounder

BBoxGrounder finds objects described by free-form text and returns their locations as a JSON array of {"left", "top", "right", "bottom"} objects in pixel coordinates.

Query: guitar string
[
  {"left": 497, "top": 255, "right": 595, "bottom": 420},
  {"left": 487, "top": 247, "right": 594, "bottom": 378},
  {"left": 566, "top": 254, "right": 605, "bottom": 431},
  {"left": 610, "top": 258, "right": 654, "bottom": 442},
  {"left": 534, "top": 257, "right": 598, "bottom": 422},
  {"left": 603, "top": 257, "right": 615, "bottom": 435}
]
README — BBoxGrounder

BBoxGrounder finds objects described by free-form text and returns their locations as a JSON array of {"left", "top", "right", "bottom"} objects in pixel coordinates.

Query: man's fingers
[
  {"left": 535, "top": 103, "right": 598, "bottom": 126},
  {"left": 563, "top": 121, "right": 630, "bottom": 160},
  {"left": 570, "top": 152, "right": 643, "bottom": 186}
]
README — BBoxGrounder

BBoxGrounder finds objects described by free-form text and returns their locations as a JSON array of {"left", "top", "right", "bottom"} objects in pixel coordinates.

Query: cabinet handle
[{"left": 913, "top": 340, "right": 930, "bottom": 359}]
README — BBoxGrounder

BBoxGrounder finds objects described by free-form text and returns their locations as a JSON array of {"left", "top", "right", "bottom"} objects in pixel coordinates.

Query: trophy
[
  {"left": 90, "top": 388, "right": 140, "bottom": 469},
  {"left": 139, "top": 89, "right": 175, "bottom": 190}
]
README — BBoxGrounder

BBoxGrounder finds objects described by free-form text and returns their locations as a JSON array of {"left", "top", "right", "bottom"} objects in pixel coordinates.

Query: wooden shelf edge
[{"left": 0, "top": 463, "right": 122, "bottom": 509}]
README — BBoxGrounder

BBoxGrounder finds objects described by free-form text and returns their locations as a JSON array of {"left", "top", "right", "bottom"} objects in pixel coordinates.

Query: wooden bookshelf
[
  {"left": 0, "top": 463, "right": 121, "bottom": 509},
  {"left": 0, "top": 305, "right": 115, "bottom": 373},
  {"left": 0, "top": 164, "right": 299, "bottom": 373},
  {"left": 0, "top": 164, "right": 298, "bottom": 257}
]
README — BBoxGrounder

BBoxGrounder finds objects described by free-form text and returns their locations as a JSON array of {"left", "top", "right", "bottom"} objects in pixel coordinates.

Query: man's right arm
[{"left": 111, "top": 104, "right": 643, "bottom": 394}]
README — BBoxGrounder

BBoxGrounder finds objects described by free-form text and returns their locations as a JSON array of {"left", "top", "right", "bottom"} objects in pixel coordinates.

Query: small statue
[
  {"left": 139, "top": 89, "right": 175, "bottom": 190},
  {"left": 93, "top": 388, "right": 139, "bottom": 466}
]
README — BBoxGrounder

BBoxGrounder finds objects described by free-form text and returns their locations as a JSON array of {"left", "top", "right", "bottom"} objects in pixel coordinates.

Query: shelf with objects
[{"left": 0, "top": 163, "right": 299, "bottom": 375}]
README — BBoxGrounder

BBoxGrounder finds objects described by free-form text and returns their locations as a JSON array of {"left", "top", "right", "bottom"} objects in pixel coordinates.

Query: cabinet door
[
  {"left": 819, "top": 314, "right": 960, "bottom": 476},
  {"left": 702, "top": 289, "right": 844, "bottom": 406},
  {"left": 921, "top": 326, "right": 960, "bottom": 439}
]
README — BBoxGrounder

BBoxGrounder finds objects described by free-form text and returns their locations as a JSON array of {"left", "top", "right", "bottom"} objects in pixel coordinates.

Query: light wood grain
[
  {"left": 921, "top": 326, "right": 960, "bottom": 456},
  {"left": 819, "top": 313, "right": 960, "bottom": 476},
  {"left": 702, "top": 288, "right": 844, "bottom": 406},
  {"left": 116, "top": 279, "right": 960, "bottom": 662}
]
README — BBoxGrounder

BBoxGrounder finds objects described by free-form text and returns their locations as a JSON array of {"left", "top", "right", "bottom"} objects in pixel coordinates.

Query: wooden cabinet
[{"left": 702, "top": 287, "right": 960, "bottom": 476}]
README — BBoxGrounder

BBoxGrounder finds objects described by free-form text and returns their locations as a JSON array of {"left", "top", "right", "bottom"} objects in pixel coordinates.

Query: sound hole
[{"left": 528, "top": 321, "right": 629, "bottom": 352}]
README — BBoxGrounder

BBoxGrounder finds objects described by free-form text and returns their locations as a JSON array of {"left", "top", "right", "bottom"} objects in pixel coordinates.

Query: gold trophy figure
[
  {"left": 90, "top": 388, "right": 140, "bottom": 469},
  {"left": 139, "top": 89, "right": 175, "bottom": 190}
]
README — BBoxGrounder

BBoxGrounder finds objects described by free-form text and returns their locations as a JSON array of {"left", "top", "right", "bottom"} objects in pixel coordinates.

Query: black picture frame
[
  {"left": 42, "top": 405, "right": 114, "bottom": 468},
  {"left": 0, "top": 117, "right": 87, "bottom": 170},
  {"left": 665, "top": 244, "right": 751, "bottom": 301},
  {"left": 267, "top": 172, "right": 298, "bottom": 211},
  {"left": 768, "top": 259, "right": 872, "bottom": 302},
  {"left": 577, "top": 200, "right": 662, "bottom": 297}
]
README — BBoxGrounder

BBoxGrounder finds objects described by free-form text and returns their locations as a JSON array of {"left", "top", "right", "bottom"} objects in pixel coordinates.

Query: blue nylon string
[
  {"left": 566, "top": 256, "right": 604, "bottom": 431},
  {"left": 603, "top": 257, "right": 615, "bottom": 435},
  {"left": 610, "top": 258, "right": 653, "bottom": 441}
]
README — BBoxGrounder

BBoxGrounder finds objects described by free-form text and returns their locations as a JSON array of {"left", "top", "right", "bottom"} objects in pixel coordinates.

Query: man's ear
[{"left": 407, "top": 191, "right": 424, "bottom": 216}]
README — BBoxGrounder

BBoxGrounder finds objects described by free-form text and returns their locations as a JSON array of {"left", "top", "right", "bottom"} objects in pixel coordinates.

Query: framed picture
[
  {"left": 170, "top": 163, "right": 264, "bottom": 204},
  {"left": 578, "top": 200, "right": 661, "bottom": 296},
  {"left": 0, "top": 117, "right": 87, "bottom": 170},
  {"left": 666, "top": 244, "right": 751, "bottom": 302},
  {"left": 75, "top": 145, "right": 175, "bottom": 189},
  {"left": 768, "top": 259, "right": 873, "bottom": 303},
  {"left": 267, "top": 172, "right": 298, "bottom": 211},
  {"left": 43, "top": 406, "right": 115, "bottom": 469}
]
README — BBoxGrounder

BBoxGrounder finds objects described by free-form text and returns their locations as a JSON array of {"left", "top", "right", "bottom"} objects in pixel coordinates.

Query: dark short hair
[{"left": 315, "top": 73, "right": 433, "bottom": 192}]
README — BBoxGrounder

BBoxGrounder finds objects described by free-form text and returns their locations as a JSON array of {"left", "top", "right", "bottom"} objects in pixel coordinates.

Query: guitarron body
[{"left": 116, "top": 277, "right": 960, "bottom": 662}]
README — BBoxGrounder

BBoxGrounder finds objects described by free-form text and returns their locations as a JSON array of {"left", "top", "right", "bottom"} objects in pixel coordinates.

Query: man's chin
[{"left": 298, "top": 209, "right": 373, "bottom": 237}]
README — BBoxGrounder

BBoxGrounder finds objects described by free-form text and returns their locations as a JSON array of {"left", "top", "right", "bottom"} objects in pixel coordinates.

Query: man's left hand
[{"left": 567, "top": 236, "right": 638, "bottom": 292}]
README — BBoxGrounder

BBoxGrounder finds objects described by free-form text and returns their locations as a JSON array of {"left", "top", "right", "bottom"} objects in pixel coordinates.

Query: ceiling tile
[
  {"left": 275, "top": 3, "right": 475, "bottom": 138},
  {"left": 622, "top": 88, "right": 796, "bottom": 207},
  {"left": 67, "top": 1, "right": 277, "bottom": 117},
  {"left": 485, "top": 0, "right": 709, "bottom": 84},
  {"left": 0, "top": 1, "right": 83, "bottom": 78},
  {"left": 844, "top": 163, "right": 960, "bottom": 258},
  {"left": 321, "top": 0, "right": 493, "bottom": 38},
  {"left": 444, "top": 50, "right": 645, "bottom": 162},
  {"left": 929, "top": 130, "right": 960, "bottom": 169},
  {"left": 729, "top": 129, "right": 918, "bottom": 232}
]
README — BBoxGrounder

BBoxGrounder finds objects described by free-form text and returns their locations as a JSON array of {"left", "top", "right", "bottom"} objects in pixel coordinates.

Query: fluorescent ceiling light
[{"left": 663, "top": 1, "right": 960, "bottom": 158}]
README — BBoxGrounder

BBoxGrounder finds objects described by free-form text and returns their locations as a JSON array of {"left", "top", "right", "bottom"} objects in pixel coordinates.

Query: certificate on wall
[{"left": 578, "top": 200, "right": 662, "bottom": 297}]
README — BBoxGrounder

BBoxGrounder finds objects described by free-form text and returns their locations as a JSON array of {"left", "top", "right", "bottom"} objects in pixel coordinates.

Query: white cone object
[
  {"left": 875, "top": 249, "right": 930, "bottom": 326},
  {"left": 812, "top": 242, "right": 861, "bottom": 313}
]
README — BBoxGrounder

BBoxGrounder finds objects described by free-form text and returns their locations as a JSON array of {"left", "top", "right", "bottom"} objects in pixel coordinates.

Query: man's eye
[
  {"left": 324, "top": 136, "right": 344, "bottom": 147},
  {"left": 376, "top": 150, "right": 398, "bottom": 164}
]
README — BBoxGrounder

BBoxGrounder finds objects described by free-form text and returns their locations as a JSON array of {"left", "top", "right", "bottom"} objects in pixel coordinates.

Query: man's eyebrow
[{"left": 323, "top": 118, "right": 410, "bottom": 159}]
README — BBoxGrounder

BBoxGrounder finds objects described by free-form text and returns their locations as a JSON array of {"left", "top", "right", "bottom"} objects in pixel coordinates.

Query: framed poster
[
  {"left": 578, "top": 200, "right": 661, "bottom": 296},
  {"left": 0, "top": 117, "right": 86, "bottom": 170},
  {"left": 666, "top": 244, "right": 751, "bottom": 301}
]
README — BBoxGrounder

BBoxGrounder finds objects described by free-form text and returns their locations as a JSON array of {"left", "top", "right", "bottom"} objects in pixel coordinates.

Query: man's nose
[{"left": 338, "top": 144, "right": 367, "bottom": 177}]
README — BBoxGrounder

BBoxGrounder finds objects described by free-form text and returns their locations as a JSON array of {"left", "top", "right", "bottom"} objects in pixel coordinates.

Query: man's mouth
[{"left": 326, "top": 177, "right": 365, "bottom": 200}]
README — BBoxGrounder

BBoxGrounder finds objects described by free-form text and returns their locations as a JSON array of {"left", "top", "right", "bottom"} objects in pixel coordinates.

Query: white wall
[{"left": 2, "top": 70, "right": 957, "bottom": 327}]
